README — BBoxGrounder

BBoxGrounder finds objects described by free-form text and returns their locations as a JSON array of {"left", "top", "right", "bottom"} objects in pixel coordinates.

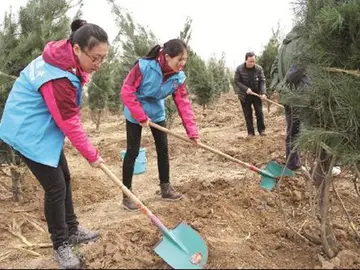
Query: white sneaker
[{"left": 332, "top": 166, "right": 341, "bottom": 177}]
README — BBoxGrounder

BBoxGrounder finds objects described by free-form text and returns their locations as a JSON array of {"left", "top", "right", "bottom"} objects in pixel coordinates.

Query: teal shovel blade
[
  {"left": 260, "top": 161, "right": 295, "bottom": 190},
  {"left": 153, "top": 222, "right": 208, "bottom": 269},
  {"left": 260, "top": 175, "right": 277, "bottom": 191}
]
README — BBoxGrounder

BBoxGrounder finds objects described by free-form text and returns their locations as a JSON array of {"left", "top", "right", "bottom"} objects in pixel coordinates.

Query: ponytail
[{"left": 143, "top": 44, "right": 162, "bottom": 60}]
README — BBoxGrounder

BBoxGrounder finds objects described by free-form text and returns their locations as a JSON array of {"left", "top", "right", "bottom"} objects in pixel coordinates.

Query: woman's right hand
[
  {"left": 90, "top": 156, "right": 104, "bottom": 168},
  {"left": 139, "top": 119, "right": 150, "bottom": 128}
]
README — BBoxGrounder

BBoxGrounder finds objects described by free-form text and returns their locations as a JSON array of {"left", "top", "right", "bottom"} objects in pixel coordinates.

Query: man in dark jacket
[{"left": 234, "top": 52, "right": 267, "bottom": 137}]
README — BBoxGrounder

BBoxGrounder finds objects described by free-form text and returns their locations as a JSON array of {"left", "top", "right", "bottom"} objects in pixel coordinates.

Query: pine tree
[
  {"left": 186, "top": 50, "right": 215, "bottom": 109},
  {"left": 282, "top": 0, "right": 360, "bottom": 258},
  {"left": 257, "top": 26, "right": 282, "bottom": 90},
  {"left": 208, "top": 53, "right": 230, "bottom": 97}
]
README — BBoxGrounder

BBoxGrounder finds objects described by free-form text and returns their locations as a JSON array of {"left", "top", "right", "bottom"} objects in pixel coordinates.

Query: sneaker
[
  {"left": 122, "top": 191, "right": 139, "bottom": 212},
  {"left": 160, "top": 183, "right": 184, "bottom": 201},
  {"left": 68, "top": 225, "right": 99, "bottom": 245},
  {"left": 332, "top": 166, "right": 341, "bottom": 176},
  {"left": 259, "top": 131, "right": 267, "bottom": 136},
  {"left": 54, "top": 242, "right": 81, "bottom": 269}
]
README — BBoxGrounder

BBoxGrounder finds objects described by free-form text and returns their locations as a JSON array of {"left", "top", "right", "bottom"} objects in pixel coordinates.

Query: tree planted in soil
[{"left": 283, "top": 0, "right": 360, "bottom": 258}]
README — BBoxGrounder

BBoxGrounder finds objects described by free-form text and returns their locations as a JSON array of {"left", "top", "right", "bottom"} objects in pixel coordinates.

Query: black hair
[
  {"left": 144, "top": 39, "right": 187, "bottom": 60},
  {"left": 69, "top": 19, "right": 109, "bottom": 51},
  {"left": 245, "top": 52, "right": 256, "bottom": 60}
]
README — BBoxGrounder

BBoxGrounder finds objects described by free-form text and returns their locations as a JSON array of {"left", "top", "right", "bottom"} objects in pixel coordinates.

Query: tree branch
[
  {"left": 332, "top": 182, "right": 360, "bottom": 242},
  {"left": 324, "top": 67, "right": 360, "bottom": 77}
]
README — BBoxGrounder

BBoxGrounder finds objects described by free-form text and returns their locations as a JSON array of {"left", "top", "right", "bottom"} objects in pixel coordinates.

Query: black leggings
[
  {"left": 123, "top": 120, "right": 169, "bottom": 189},
  {"left": 19, "top": 151, "right": 78, "bottom": 249}
]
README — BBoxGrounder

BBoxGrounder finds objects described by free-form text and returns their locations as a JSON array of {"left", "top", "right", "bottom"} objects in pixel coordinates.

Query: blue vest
[
  {"left": 124, "top": 58, "right": 186, "bottom": 123},
  {"left": 0, "top": 56, "right": 82, "bottom": 167}
]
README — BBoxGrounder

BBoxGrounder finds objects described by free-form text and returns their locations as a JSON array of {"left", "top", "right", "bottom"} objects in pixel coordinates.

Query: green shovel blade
[
  {"left": 153, "top": 222, "right": 208, "bottom": 269},
  {"left": 260, "top": 175, "right": 277, "bottom": 190},
  {"left": 260, "top": 161, "right": 295, "bottom": 190},
  {"left": 265, "top": 161, "right": 295, "bottom": 177}
]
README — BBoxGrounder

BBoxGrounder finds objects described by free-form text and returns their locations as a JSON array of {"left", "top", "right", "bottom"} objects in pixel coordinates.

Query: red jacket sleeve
[
  {"left": 172, "top": 83, "right": 199, "bottom": 138},
  {"left": 40, "top": 79, "right": 99, "bottom": 163},
  {"left": 120, "top": 63, "right": 148, "bottom": 123}
]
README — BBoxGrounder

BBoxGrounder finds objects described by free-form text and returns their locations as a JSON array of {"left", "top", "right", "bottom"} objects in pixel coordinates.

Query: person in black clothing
[{"left": 234, "top": 52, "right": 267, "bottom": 137}]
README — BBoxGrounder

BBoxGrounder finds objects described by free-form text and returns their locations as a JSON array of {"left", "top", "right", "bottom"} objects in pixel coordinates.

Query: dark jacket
[
  {"left": 234, "top": 63, "right": 266, "bottom": 101},
  {"left": 270, "top": 26, "right": 310, "bottom": 100}
]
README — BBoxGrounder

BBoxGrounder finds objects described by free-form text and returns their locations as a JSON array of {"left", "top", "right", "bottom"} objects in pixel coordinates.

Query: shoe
[
  {"left": 332, "top": 166, "right": 341, "bottom": 176},
  {"left": 160, "top": 183, "right": 184, "bottom": 201},
  {"left": 122, "top": 192, "right": 139, "bottom": 212},
  {"left": 54, "top": 242, "right": 81, "bottom": 269},
  {"left": 68, "top": 225, "right": 99, "bottom": 245},
  {"left": 260, "top": 131, "right": 267, "bottom": 136},
  {"left": 246, "top": 134, "right": 255, "bottom": 139},
  {"left": 287, "top": 165, "right": 301, "bottom": 171}
]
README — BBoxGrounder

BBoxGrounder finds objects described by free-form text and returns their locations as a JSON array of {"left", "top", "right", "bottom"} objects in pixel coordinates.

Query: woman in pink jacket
[
  {"left": 0, "top": 20, "right": 108, "bottom": 269},
  {"left": 120, "top": 39, "right": 200, "bottom": 211}
]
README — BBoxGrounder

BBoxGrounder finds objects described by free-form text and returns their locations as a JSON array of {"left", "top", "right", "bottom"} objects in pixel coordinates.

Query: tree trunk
[
  {"left": 316, "top": 153, "right": 339, "bottom": 258},
  {"left": 313, "top": 149, "right": 331, "bottom": 189},
  {"left": 11, "top": 166, "right": 22, "bottom": 202}
]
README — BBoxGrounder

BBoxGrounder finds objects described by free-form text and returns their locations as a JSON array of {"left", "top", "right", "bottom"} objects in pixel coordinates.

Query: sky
[{"left": 1, "top": 0, "right": 296, "bottom": 69}]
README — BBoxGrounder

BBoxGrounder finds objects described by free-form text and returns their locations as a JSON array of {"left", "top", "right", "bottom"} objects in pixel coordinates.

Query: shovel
[
  {"left": 149, "top": 122, "right": 294, "bottom": 190},
  {"left": 250, "top": 92, "right": 284, "bottom": 109},
  {"left": 98, "top": 163, "right": 208, "bottom": 269}
]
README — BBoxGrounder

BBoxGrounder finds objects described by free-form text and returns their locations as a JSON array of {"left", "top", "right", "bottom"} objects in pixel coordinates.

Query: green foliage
[
  {"left": 207, "top": 53, "right": 231, "bottom": 97},
  {"left": 107, "top": 0, "right": 158, "bottom": 71},
  {"left": 186, "top": 51, "right": 215, "bottom": 109},
  {"left": 286, "top": 0, "right": 360, "bottom": 166},
  {"left": 165, "top": 98, "right": 177, "bottom": 127},
  {"left": 179, "top": 16, "right": 192, "bottom": 45},
  {"left": 257, "top": 28, "right": 281, "bottom": 90}
]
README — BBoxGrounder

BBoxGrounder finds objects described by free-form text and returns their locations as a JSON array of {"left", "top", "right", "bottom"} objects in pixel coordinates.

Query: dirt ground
[{"left": 1, "top": 92, "right": 360, "bottom": 269}]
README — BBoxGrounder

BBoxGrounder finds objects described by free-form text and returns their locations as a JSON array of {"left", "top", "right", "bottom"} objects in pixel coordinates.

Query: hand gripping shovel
[
  {"left": 99, "top": 163, "right": 208, "bottom": 269},
  {"left": 149, "top": 122, "right": 294, "bottom": 190},
  {"left": 250, "top": 92, "right": 285, "bottom": 109}
]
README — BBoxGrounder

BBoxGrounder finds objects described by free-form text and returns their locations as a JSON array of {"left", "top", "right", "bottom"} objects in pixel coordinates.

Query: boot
[
  {"left": 68, "top": 225, "right": 99, "bottom": 245},
  {"left": 122, "top": 191, "right": 139, "bottom": 212},
  {"left": 54, "top": 242, "right": 81, "bottom": 269},
  {"left": 160, "top": 183, "right": 183, "bottom": 201}
]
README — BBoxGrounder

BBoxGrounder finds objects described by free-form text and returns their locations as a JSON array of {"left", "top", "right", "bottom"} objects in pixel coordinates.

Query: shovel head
[
  {"left": 153, "top": 222, "right": 208, "bottom": 269},
  {"left": 260, "top": 161, "right": 295, "bottom": 190}
]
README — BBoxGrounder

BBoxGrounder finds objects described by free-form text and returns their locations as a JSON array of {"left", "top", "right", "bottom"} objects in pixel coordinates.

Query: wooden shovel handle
[
  {"left": 99, "top": 163, "right": 153, "bottom": 217},
  {"left": 251, "top": 92, "right": 284, "bottom": 109},
  {"left": 149, "top": 122, "right": 254, "bottom": 170}
]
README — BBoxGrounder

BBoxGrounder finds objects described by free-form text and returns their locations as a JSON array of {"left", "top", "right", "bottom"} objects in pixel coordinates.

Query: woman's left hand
[{"left": 190, "top": 138, "right": 201, "bottom": 147}]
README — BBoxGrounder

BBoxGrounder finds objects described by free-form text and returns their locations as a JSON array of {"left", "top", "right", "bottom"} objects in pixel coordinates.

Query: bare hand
[
  {"left": 261, "top": 94, "right": 267, "bottom": 100},
  {"left": 246, "top": 88, "right": 253, "bottom": 95},
  {"left": 139, "top": 119, "right": 150, "bottom": 128},
  {"left": 90, "top": 156, "right": 104, "bottom": 168},
  {"left": 191, "top": 138, "right": 201, "bottom": 147}
]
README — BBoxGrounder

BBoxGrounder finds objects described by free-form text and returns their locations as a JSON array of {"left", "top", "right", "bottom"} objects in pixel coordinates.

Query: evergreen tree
[{"left": 282, "top": 0, "right": 360, "bottom": 258}]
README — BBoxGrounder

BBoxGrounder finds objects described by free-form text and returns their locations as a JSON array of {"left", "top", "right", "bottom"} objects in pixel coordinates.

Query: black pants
[
  {"left": 19, "top": 151, "right": 78, "bottom": 249},
  {"left": 285, "top": 105, "right": 301, "bottom": 170},
  {"left": 240, "top": 95, "right": 265, "bottom": 135},
  {"left": 123, "top": 120, "right": 170, "bottom": 189}
]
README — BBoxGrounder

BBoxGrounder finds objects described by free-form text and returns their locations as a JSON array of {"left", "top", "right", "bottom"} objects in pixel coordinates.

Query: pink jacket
[{"left": 40, "top": 40, "right": 99, "bottom": 163}]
